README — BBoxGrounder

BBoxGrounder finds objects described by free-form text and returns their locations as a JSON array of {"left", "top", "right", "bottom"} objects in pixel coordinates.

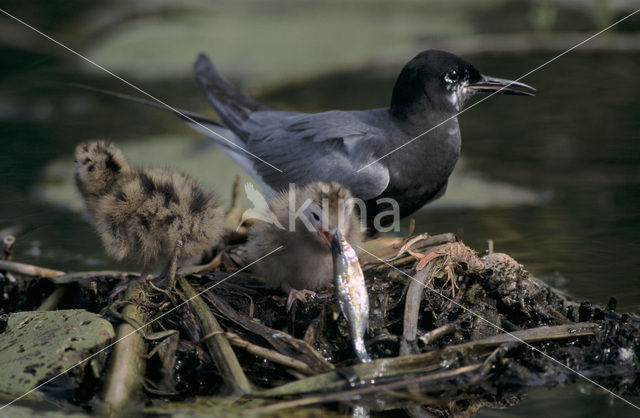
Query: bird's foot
[{"left": 285, "top": 288, "right": 316, "bottom": 312}]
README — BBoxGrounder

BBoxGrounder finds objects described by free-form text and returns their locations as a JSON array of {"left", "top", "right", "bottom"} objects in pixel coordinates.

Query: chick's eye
[{"left": 444, "top": 70, "right": 459, "bottom": 84}]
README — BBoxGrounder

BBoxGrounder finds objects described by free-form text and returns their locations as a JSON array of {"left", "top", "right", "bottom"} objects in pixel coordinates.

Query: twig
[
  {"left": 0, "top": 260, "right": 65, "bottom": 278},
  {"left": 402, "top": 265, "right": 431, "bottom": 343},
  {"left": 205, "top": 290, "right": 333, "bottom": 373},
  {"left": 177, "top": 252, "right": 222, "bottom": 277},
  {"left": 222, "top": 332, "right": 316, "bottom": 375},
  {"left": 2, "top": 235, "right": 15, "bottom": 261},
  {"left": 259, "top": 322, "right": 597, "bottom": 398},
  {"left": 51, "top": 270, "right": 138, "bottom": 285},
  {"left": 36, "top": 287, "right": 66, "bottom": 311},
  {"left": 418, "top": 323, "right": 457, "bottom": 346},
  {"left": 247, "top": 363, "right": 484, "bottom": 415},
  {"left": 396, "top": 233, "right": 457, "bottom": 260},
  {"left": 178, "top": 277, "right": 253, "bottom": 395},
  {"left": 361, "top": 233, "right": 457, "bottom": 270},
  {"left": 401, "top": 246, "right": 462, "bottom": 354},
  {"left": 101, "top": 281, "right": 149, "bottom": 415}
]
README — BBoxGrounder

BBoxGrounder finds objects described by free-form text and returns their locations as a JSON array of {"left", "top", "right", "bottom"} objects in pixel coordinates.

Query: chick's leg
[
  {"left": 137, "top": 263, "right": 155, "bottom": 284},
  {"left": 158, "top": 240, "right": 183, "bottom": 289},
  {"left": 283, "top": 282, "right": 316, "bottom": 312}
]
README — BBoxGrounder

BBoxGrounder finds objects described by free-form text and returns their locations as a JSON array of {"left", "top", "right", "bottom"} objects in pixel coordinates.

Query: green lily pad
[
  {"left": 0, "top": 310, "right": 115, "bottom": 398},
  {"left": 0, "top": 404, "right": 90, "bottom": 418}
]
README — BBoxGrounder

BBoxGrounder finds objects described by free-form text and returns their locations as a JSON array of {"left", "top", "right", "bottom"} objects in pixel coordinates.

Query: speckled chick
[
  {"left": 246, "top": 182, "right": 364, "bottom": 310},
  {"left": 74, "top": 140, "right": 225, "bottom": 281}
]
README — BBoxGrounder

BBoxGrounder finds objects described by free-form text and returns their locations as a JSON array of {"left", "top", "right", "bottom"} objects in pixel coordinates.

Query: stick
[
  {"left": 361, "top": 233, "right": 457, "bottom": 270},
  {"left": 222, "top": 332, "right": 316, "bottom": 375},
  {"left": 247, "top": 363, "right": 483, "bottom": 415},
  {"left": 178, "top": 277, "right": 252, "bottom": 395},
  {"left": 206, "top": 290, "right": 333, "bottom": 373},
  {"left": 418, "top": 323, "right": 457, "bottom": 345},
  {"left": 395, "top": 233, "right": 457, "bottom": 260},
  {"left": 402, "top": 266, "right": 431, "bottom": 343},
  {"left": 36, "top": 288, "right": 66, "bottom": 311},
  {"left": 0, "top": 260, "right": 65, "bottom": 278},
  {"left": 51, "top": 270, "right": 138, "bottom": 285},
  {"left": 2, "top": 235, "right": 15, "bottom": 261},
  {"left": 177, "top": 252, "right": 222, "bottom": 277},
  {"left": 101, "top": 281, "right": 149, "bottom": 414},
  {"left": 259, "top": 322, "right": 597, "bottom": 397}
]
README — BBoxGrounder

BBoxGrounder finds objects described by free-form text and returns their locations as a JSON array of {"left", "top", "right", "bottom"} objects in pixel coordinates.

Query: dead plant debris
[{"left": 1, "top": 230, "right": 639, "bottom": 417}]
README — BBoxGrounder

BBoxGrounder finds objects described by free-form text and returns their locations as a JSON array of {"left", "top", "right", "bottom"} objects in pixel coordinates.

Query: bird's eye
[
  {"left": 311, "top": 212, "right": 320, "bottom": 221},
  {"left": 444, "top": 70, "right": 459, "bottom": 84}
]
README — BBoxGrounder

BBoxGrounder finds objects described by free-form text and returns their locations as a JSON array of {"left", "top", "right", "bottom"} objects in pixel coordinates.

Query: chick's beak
[
  {"left": 466, "top": 74, "right": 535, "bottom": 96},
  {"left": 318, "top": 229, "right": 333, "bottom": 246},
  {"left": 320, "top": 228, "right": 347, "bottom": 249}
]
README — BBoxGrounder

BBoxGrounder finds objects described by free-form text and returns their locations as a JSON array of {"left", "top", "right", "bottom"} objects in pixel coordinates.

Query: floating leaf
[{"left": 0, "top": 310, "right": 115, "bottom": 399}]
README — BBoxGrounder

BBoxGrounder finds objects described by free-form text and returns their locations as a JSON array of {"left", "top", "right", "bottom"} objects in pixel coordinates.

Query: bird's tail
[
  {"left": 71, "top": 83, "right": 246, "bottom": 154},
  {"left": 194, "top": 53, "right": 271, "bottom": 132},
  {"left": 70, "top": 83, "right": 222, "bottom": 127},
  {"left": 71, "top": 82, "right": 274, "bottom": 193}
]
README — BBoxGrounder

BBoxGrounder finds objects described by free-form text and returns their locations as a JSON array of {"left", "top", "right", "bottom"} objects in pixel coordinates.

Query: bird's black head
[{"left": 390, "top": 49, "right": 534, "bottom": 117}]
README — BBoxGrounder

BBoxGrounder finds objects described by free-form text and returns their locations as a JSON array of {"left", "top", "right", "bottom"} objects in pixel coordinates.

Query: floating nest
[{"left": 0, "top": 224, "right": 639, "bottom": 417}]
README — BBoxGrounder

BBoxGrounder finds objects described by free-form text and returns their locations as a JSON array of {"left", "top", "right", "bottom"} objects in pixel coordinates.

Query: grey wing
[{"left": 241, "top": 110, "right": 389, "bottom": 201}]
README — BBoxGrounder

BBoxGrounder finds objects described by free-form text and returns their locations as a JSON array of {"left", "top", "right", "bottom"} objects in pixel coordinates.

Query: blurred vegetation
[{"left": 2, "top": 0, "right": 638, "bottom": 87}]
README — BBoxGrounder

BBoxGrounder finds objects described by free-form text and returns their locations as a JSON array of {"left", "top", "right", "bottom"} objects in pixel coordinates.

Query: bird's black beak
[{"left": 466, "top": 75, "right": 535, "bottom": 96}]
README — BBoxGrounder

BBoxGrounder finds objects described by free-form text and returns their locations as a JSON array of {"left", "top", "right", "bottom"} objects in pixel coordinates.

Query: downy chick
[
  {"left": 74, "top": 140, "right": 224, "bottom": 287},
  {"left": 246, "top": 182, "right": 364, "bottom": 310}
]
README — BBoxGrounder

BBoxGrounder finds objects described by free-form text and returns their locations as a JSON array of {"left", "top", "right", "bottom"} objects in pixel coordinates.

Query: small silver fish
[{"left": 331, "top": 230, "right": 371, "bottom": 363}]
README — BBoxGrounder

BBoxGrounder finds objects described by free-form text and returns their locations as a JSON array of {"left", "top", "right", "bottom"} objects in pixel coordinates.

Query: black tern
[
  {"left": 188, "top": 49, "right": 534, "bottom": 228},
  {"left": 81, "top": 49, "right": 534, "bottom": 229}
]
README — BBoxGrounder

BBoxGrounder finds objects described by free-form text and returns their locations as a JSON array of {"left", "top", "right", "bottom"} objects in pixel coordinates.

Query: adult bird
[{"left": 187, "top": 49, "right": 534, "bottom": 231}]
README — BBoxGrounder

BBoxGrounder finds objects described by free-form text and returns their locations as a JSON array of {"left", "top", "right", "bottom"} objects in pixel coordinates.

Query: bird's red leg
[{"left": 282, "top": 282, "right": 316, "bottom": 312}]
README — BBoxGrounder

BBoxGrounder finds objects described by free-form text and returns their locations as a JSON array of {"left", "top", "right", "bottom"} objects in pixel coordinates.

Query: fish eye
[{"left": 444, "top": 70, "right": 459, "bottom": 84}]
